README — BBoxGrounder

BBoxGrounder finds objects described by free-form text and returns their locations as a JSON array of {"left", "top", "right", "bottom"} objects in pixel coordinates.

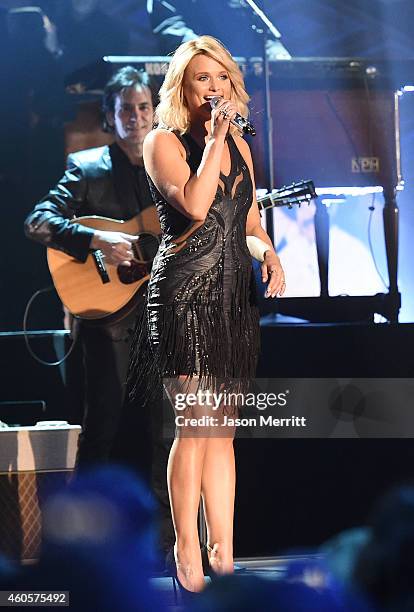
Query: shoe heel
[
  {"left": 201, "top": 543, "right": 219, "bottom": 581},
  {"left": 171, "top": 576, "right": 178, "bottom": 605}
]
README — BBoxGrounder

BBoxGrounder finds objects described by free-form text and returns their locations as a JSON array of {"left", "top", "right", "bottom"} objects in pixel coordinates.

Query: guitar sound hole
[
  {"left": 117, "top": 261, "right": 148, "bottom": 284},
  {"left": 118, "top": 233, "right": 159, "bottom": 284},
  {"left": 133, "top": 232, "right": 160, "bottom": 262}
]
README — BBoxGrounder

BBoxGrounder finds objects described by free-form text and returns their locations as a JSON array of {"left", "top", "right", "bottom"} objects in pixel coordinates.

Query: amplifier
[
  {"left": 249, "top": 86, "right": 401, "bottom": 189},
  {"left": 0, "top": 424, "right": 81, "bottom": 561}
]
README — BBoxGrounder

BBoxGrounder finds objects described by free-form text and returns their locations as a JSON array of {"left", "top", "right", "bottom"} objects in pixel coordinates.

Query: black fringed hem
[
  {"left": 126, "top": 257, "right": 260, "bottom": 407},
  {"left": 126, "top": 300, "right": 260, "bottom": 407}
]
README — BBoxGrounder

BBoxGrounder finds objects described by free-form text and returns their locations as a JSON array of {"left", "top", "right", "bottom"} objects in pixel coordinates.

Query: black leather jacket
[{"left": 24, "top": 143, "right": 153, "bottom": 262}]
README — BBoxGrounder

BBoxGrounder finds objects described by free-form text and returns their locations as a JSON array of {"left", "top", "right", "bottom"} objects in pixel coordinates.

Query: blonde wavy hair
[{"left": 156, "top": 35, "right": 249, "bottom": 136}]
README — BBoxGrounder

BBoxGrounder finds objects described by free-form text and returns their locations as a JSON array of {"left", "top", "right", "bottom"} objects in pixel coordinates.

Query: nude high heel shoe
[
  {"left": 166, "top": 547, "right": 200, "bottom": 604},
  {"left": 201, "top": 543, "right": 220, "bottom": 580}
]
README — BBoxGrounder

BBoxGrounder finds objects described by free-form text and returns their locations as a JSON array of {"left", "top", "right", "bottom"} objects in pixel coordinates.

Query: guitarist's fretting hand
[{"left": 90, "top": 231, "right": 138, "bottom": 267}]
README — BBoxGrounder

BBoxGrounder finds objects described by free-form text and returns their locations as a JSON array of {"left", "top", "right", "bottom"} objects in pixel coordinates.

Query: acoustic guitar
[{"left": 47, "top": 206, "right": 161, "bottom": 320}]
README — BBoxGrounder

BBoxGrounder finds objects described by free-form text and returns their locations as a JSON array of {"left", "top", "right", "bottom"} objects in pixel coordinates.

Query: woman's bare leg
[
  {"left": 201, "top": 430, "right": 236, "bottom": 574},
  {"left": 166, "top": 378, "right": 237, "bottom": 587},
  {"left": 167, "top": 436, "right": 207, "bottom": 591},
  {"left": 166, "top": 378, "right": 208, "bottom": 592}
]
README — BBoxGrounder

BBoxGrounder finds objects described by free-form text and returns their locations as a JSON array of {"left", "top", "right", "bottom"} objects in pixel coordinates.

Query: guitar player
[{"left": 24, "top": 66, "right": 174, "bottom": 563}]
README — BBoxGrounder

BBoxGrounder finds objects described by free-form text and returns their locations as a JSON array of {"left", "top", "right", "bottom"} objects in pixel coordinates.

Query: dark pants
[
  {"left": 73, "top": 294, "right": 174, "bottom": 555},
  {"left": 76, "top": 316, "right": 133, "bottom": 466}
]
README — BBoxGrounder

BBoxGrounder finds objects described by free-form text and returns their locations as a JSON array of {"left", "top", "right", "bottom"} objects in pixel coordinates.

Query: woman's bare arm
[
  {"left": 235, "top": 136, "right": 286, "bottom": 297},
  {"left": 143, "top": 101, "right": 237, "bottom": 222}
]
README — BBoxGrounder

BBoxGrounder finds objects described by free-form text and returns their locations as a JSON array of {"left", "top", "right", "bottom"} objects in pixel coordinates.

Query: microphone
[{"left": 210, "top": 96, "right": 256, "bottom": 137}]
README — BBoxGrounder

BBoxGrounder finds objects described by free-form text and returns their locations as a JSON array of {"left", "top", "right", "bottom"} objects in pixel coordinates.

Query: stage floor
[{"left": 151, "top": 554, "right": 322, "bottom": 608}]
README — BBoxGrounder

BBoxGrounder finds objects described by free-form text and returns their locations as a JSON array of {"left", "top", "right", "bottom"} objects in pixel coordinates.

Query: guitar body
[{"left": 47, "top": 206, "right": 160, "bottom": 319}]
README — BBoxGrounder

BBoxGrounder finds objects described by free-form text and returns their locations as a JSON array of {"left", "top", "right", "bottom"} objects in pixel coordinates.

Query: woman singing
[{"left": 128, "top": 35, "right": 285, "bottom": 596}]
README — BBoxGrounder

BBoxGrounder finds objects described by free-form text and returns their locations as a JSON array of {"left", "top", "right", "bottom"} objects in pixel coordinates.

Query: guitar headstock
[{"left": 257, "top": 180, "right": 317, "bottom": 212}]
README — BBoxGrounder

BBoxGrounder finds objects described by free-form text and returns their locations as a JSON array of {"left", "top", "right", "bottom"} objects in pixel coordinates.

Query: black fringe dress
[{"left": 128, "top": 131, "right": 260, "bottom": 400}]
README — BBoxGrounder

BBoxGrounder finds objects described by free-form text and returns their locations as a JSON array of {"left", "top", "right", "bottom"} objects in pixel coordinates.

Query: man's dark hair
[{"left": 102, "top": 66, "right": 155, "bottom": 132}]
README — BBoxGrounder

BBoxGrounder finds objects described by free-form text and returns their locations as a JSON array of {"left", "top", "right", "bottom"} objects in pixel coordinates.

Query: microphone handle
[
  {"left": 230, "top": 114, "right": 256, "bottom": 137},
  {"left": 210, "top": 96, "right": 256, "bottom": 137}
]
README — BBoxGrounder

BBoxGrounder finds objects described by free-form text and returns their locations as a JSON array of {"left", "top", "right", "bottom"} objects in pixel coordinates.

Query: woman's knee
[
  {"left": 205, "top": 436, "right": 234, "bottom": 451},
  {"left": 174, "top": 436, "right": 209, "bottom": 451}
]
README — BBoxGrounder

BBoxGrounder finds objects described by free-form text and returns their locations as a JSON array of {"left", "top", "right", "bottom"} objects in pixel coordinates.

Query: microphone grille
[{"left": 210, "top": 96, "right": 222, "bottom": 109}]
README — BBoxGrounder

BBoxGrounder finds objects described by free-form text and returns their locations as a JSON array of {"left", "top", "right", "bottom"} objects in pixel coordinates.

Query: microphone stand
[
  {"left": 243, "top": 0, "right": 285, "bottom": 243},
  {"left": 244, "top": 2, "right": 331, "bottom": 300},
  {"left": 244, "top": 3, "right": 331, "bottom": 302}
]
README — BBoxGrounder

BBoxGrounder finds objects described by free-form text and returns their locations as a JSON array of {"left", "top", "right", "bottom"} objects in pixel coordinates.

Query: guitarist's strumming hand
[{"left": 90, "top": 231, "right": 138, "bottom": 267}]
